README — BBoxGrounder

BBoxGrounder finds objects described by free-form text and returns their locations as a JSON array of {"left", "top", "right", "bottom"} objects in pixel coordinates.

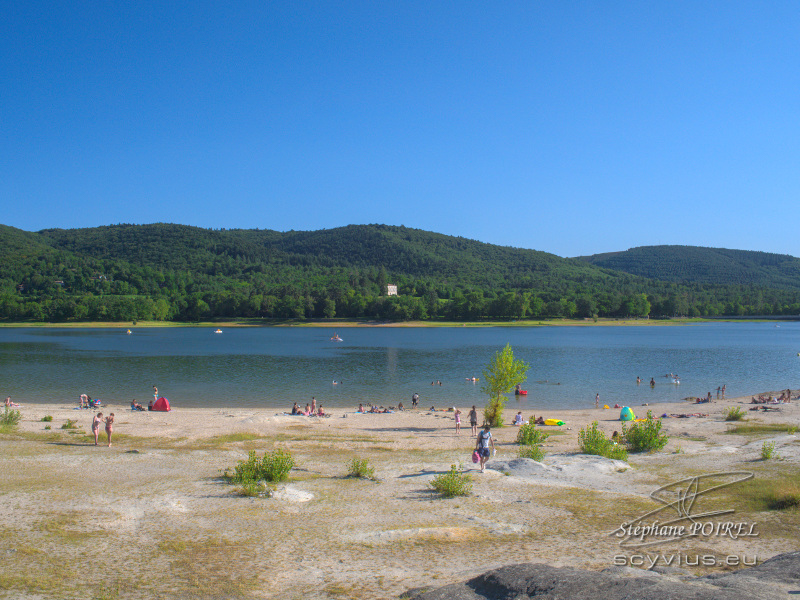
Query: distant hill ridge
[
  {"left": 1, "top": 223, "right": 800, "bottom": 322},
  {"left": 577, "top": 245, "right": 800, "bottom": 289}
]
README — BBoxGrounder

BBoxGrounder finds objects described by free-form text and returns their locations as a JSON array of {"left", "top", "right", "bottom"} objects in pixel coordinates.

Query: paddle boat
[
  {"left": 214, "top": 328, "right": 223, "bottom": 334},
  {"left": 330, "top": 333, "right": 343, "bottom": 342}
]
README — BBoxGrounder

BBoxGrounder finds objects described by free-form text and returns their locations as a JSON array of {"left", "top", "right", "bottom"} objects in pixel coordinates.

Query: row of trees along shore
[{"left": 3, "top": 274, "right": 800, "bottom": 322}]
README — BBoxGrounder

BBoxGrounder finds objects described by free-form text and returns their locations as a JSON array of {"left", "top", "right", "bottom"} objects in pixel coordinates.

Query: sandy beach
[{"left": 2, "top": 392, "right": 798, "bottom": 599}]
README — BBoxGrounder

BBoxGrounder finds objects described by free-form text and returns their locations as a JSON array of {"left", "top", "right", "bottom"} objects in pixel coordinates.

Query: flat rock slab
[{"left": 405, "top": 551, "right": 800, "bottom": 600}]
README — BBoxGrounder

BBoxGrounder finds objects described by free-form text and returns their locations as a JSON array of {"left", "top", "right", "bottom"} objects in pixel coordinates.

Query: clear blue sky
[{"left": 2, "top": 2, "right": 798, "bottom": 258}]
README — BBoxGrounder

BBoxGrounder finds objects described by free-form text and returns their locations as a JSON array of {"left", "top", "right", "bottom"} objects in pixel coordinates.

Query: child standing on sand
[
  {"left": 454, "top": 409, "right": 461, "bottom": 435},
  {"left": 105, "top": 413, "right": 114, "bottom": 447},
  {"left": 92, "top": 412, "right": 103, "bottom": 446}
]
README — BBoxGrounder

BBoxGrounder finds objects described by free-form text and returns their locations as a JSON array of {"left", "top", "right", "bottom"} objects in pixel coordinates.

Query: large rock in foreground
[{"left": 404, "top": 551, "right": 800, "bottom": 600}]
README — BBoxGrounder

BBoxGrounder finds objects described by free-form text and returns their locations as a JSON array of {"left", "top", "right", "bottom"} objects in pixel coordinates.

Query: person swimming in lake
[{"left": 650, "top": 378, "right": 655, "bottom": 387}]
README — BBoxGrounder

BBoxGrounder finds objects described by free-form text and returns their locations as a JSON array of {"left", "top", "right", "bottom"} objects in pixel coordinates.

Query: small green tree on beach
[{"left": 481, "top": 344, "right": 529, "bottom": 427}]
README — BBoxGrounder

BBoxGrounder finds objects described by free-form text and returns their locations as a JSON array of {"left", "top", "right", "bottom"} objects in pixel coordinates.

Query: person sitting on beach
[
  {"left": 291, "top": 402, "right": 300, "bottom": 415},
  {"left": 303, "top": 403, "right": 311, "bottom": 416},
  {"left": 357, "top": 403, "right": 364, "bottom": 413},
  {"left": 5, "top": 396, "right": 20, "bottom": 408},
  {"left": 398, "top": 402, "right": 404, "bottom": 411},
  {"left": 130, "top": 399, "right": 144, "bottom": 411},
  {"left": 87, "top": 396, "right": 100, "bottom": 408},
  {"left": 148, "top": 398, "right": 154, "bottom": 411},
  {"left": 513, "top": 411, "right": 523, "bottom": 426},
  {"left": 317, "top": 405, "right": 325, "bottom": 417},
  {"left": 534, "top": 415, "right": 545, "bottom": 425}
]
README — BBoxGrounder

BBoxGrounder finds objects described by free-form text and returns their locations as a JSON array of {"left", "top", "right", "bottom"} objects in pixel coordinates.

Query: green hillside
[
  {"left": 1, "top": 224, "right": 799, "bottom": 322},
  {"left": 577, "top": 245, "right": 800, "bottom": 289}
]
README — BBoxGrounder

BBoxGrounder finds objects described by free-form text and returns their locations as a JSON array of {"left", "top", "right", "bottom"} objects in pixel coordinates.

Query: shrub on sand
[
  {"left": 0, "top": 406, "right": 21, "bottom": 431},
  {"left": 724, "top": 406, "right": 747, "bottom": 421},
  {"left": 578, "top": 421, "right": 628, "bottom": 461},
  {"left": 347, "top": 457, "right": 377, "bottom": 481},
  {"left": 518, "top": 443, "right": 545, "bottom": 461},
  {"left": 516, "top": 423, "right": 549, "bottom": 446},
  {"left": 761, "top": 441, "right": 778, "bottom": 460},
  {"left": 430, "top": 464, "right": 472, "bottom": 498},
  {"left": 622, "top": 411, "right": 668, "bottom": 452},
  {"left": 228, "top": 448, "right": 294, "bottom": 485}
]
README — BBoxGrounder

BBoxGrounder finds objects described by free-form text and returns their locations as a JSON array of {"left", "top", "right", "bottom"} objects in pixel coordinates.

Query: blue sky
[{"left": 2, "top": 2, "right": 798, "bottom": 258}]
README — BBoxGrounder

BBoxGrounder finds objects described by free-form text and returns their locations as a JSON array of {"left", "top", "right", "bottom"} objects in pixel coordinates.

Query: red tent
[{"left": 152, "top": 396, "right": 171, "bottom": 412}]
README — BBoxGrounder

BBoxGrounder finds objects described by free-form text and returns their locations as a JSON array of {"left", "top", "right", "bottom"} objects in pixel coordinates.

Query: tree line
[{"left": 1, "top": 223, "right": 800, "bottom": 323}]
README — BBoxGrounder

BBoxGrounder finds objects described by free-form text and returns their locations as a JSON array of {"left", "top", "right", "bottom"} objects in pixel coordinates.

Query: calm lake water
[{"left": 1, "top": 323, "right": 798, "bottom": 410}]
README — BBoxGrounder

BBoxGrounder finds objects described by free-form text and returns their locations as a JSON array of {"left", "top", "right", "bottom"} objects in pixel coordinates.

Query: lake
[{"left": 1, "top": 323, "right": 798, "bottom": 410}]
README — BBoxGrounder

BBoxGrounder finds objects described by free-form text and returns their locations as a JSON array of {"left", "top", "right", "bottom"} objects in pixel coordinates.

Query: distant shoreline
[{"left": 0, "top": 316, "right": 786, "bottom": 329}]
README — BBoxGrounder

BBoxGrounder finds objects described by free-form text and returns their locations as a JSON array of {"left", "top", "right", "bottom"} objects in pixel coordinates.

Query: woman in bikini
[
  {"left": 92, "top": 412, "right": 103, "bottom": 446},
  {"left": 104, "top": 413, "right": 115, "bottom": 447}
]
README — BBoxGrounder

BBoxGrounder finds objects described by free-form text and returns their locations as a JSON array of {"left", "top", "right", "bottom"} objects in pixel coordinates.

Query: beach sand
[{"left": 1, "top": 393, "right": 798, "bottom": 599}]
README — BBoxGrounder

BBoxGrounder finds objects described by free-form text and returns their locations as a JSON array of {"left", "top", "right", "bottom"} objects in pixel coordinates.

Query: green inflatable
[{"left": 619, "top": 406, "right": 636, "bottom": 421}]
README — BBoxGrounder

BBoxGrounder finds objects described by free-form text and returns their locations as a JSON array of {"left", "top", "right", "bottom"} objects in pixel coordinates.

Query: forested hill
[
  {"left": 576, "top": 246, "right": 800, "bottom": 289},
  {"left": 2, "top": 223, "right": 800, "bottom": 322},
  {"left": 36, "top": 223, "right": 608, "bottom": 287}
]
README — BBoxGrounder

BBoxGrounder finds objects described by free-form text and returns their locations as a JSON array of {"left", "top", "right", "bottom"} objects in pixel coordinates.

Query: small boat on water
[
  {"left": 126, "top": 329, "right": 132, "bottom": 334},
  {"left": 214, "top": 329, "right": 223, "bottom": 334},
  {"left": 330, "top": 333, "right": 343, "bottom": 342}
]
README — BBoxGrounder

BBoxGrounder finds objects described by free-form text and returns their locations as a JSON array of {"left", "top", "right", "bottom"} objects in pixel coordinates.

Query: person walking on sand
[
  {"left": 454, "top": 409, "right": 461, "bottom": 435},
  {"left": 412, "top": 393, "right": 419, "bottom": 408},
  {"left": 469, "top": 405, "right": 478, "bottom": 437},
  {"left": 92, "top": 412, "right": 103, "bottom": 446},
  {"left": 475, "top": 425, "right": 495, "bottom": 473},
  {"left": 105, "top": 413, "right": 114, "bottom": 447}
]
